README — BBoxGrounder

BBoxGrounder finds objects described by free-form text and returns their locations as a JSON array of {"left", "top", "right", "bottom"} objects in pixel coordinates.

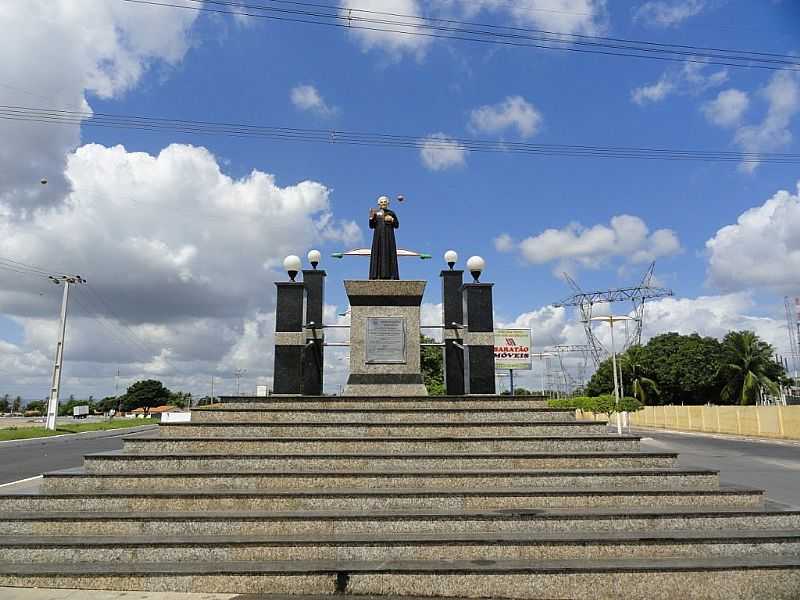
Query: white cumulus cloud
[
  {"left": 469, "top": 96, "right": 543, "bottom": 139},
  {"left": 290, "top": 84, "right": 337, "bottom": 117},
  {"left": 731, "top": 72, "right": 800, "bottom": 173},
  {"left": 634, "top": 0, "right": 707, "bottom": 27},
  {"left": 508, "top": 215, "right": 680, "bottom": 274},
  {"left": 706, "top": 182, "right": 800, "bottom": 294},
  {"left": 0, "top": 0, "right": 199, "bottom": 212},
  {"left": 702, "top": 89, "right": 750, "bottom": 128},
  {"left": 339, "top": 0, "right": 431, "bottom": 59},
  {"left": 632, "top": 61, "right": 727, "bottom": 105},
  {"left": 419, "top": 133, "right": 468, "bottom": 171},
  {"left": 0, "top": 143, "right": 360, "bottom": 397}
]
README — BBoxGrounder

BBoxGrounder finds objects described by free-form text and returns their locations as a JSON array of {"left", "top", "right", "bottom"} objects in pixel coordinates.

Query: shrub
[{"left": 548, "top": 394, "right": 642, "bottom": 415}]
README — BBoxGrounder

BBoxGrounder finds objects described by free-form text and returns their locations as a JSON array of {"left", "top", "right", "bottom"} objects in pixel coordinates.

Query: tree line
[
  {"left": 585, "top": 330, "right": 789, "bottom": 406},
  {"left": 4, "top": 380, "right": 195, "bottom": 416}
]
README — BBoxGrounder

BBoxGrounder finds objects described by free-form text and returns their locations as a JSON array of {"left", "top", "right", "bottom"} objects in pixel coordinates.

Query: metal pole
[
  {"left": 46, "top": 280, "right": 70, "bottom": 431},
  {"left": 509, "top": 370, "right": 515, "bottom": 396},
  {"left": 609, "top": 319, "right": 622, "bottom": 435},
  {"left": 211, "top": 376, "right": 215, "bottom": 402}
]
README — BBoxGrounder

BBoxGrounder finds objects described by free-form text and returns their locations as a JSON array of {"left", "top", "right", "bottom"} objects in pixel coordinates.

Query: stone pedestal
[
  {"left": 273, "top": 281, "right": 304, "bottom": 395},
  {"left": 441, "top": 269, "right": 465, "bottom": 395},
  {"left": 302, "top": 269, "right": 326, "bottom": 396},
  {"left": 344, "top": 280, "right": 428, "bottom": 396},
  {"left": 462, "top": 282, "right": 496, "bottom": 395}
]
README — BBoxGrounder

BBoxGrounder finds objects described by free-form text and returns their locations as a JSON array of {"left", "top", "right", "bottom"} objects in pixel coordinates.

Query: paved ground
[
  {"left": 637, "top": 427, "right": 800, "bottom": 508},
  {"left": 0, "top": 426, "right": 156, "bottom": 485},
  {"left": 0, "top": 590, "right": 238, "bottom": 599}
]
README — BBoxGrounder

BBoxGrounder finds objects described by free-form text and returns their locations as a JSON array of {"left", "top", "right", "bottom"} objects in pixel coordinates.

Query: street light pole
[
  {"left": 45, "top": 275, "right": 85, "bottom": 431},
  {"left": 590, "top": 315, "right": 635, "bottom": 436}
]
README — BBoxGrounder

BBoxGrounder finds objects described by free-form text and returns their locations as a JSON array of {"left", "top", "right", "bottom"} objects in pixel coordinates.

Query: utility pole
[
  {"left": 45, "top": 275, "right": 86, "bottom": 431},
  {"left": 210, "top": 376, "right": 215, "bottom": 402},
  {"left": 234, "top": 369, "right": 247, "bottom": 396}
]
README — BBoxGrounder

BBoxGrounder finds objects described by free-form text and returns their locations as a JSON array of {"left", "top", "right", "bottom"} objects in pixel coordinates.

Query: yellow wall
[{"left": 624, "top": 405, "right": 800, "bottom": 441}]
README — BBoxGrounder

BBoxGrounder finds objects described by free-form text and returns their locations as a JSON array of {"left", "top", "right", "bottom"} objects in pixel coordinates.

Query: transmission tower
[
  {"left": 548, "top": 344, "right": 593, "bottom": 393},
  {"left": 552, "top": 262, "right": 673, "bottom": 366},
  {"left": 785, "top": 296, "right": 800, "bottom": 382}
]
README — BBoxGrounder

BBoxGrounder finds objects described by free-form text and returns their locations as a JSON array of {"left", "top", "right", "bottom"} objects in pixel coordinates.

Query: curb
[{"left": 0, "top": 425, "right": 158, "bottom": 449}]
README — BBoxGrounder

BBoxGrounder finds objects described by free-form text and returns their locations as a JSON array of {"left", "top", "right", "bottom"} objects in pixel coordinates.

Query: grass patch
[{"left": 0, "top": 418, "right": 157, "bottom": 441}]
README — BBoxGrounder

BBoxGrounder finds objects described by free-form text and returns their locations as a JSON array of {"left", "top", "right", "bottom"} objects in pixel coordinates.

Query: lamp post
[{"left": 590, "top": 315, "right": 635, "bottom": 435}]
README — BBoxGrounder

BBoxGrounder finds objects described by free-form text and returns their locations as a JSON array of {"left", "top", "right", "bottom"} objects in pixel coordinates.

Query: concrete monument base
[{"left": 343, "top": 280, "right": 428, "bottom": 396}]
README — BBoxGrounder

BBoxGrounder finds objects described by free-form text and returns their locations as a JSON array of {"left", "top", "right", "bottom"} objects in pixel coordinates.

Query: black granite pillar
[
  {"left": 273, "top": 281, "right": 304, "bottom": 395},
  {"left": 441, "top": 269, "right": 465, "bottom": 395},
  {"left": 461, "top": 282, "right": 496, "bottom": 395},
  {"left": 302, "top": 269, "right": 326, "bottom": 396}
]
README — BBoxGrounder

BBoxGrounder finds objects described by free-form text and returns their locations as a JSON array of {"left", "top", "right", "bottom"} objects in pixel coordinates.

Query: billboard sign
[{"left": 494, "top": 328, "right": 532, "bottom": 370}]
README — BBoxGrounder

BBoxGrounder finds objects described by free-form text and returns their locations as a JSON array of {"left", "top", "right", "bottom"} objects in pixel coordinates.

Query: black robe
[{"left": 368, "top": 208, "right": 400, "bottom": 280}]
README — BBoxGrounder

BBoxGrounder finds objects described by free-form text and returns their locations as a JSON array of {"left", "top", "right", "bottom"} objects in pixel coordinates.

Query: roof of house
[{"left": 131, "top": 405, "right": 180, "bottom": 413}]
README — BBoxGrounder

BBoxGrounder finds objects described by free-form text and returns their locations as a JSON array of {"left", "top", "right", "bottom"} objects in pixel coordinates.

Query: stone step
[
  {"left": 2, "top": 506, "right": 797, "bottom": 537},
  {"left": 0, "top": 556, "right": 798, "bottom": 598},
  {"left": 3, "top": 529, "right": 800, "bottom": 563},
  {"left": 157, "top": 420, "right": 608, "bottom": 438},
  {"left": 40, "top": 467, "right": 719, "bottom": 493},
  {"left": 190, "top": 407, "right": 576, "bottom": 423},
  {"left": 83, "top": 450, "right": 678, "bottom": 474},
  {"left": 123, "top": 434, "right": 642, "bottom": 454},
  {"left": 215, "top": 395, "right": 549, "bottom": 410},
  {"left": 0, "top": 485, "right": 758, "bottom": 513}
]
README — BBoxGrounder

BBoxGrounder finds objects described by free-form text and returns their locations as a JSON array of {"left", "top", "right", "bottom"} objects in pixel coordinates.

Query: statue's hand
[{"left": 384, "top": 215, "right": 394, "bottom": 223}]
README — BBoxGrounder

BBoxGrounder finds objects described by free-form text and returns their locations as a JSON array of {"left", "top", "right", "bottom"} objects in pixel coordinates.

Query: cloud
[
  {"left": 453, "top": 0, "right": 608, "bottom": 36},
  {"left": 494, "top": 233, "right": 516, "bottom": 252},
  {"left": 469, "top": 96, "right": 543, "bottom": 139},
  {"left": 0, "top": 0, "right": 199, "bottom": 213},
  {"left": 339, "top": 0, "right": 431, "bottom": 59},
  {"left": 0, "top": 143, "right": 360, "bottom": 396},
  {"left": 634, "top": 0, "right": 707, "bottom": 27},
  {"left": 290, "top": 84, "right": 337, "bottom": 117},
  {"left": 340, "top": 0, "right": 607, "bottom": 60},
  {"left": 632, "top": 61, "right": 727, "bottom": 105},
  {"left": 419, "top": 133, "right": 468, "bottom": 171},
  {"left": 506, "top": 215, "right": 681, "bottom": 274},
  {"left": 705, "top": 181, "right": 800, "bottom": 294},
  {"left": 702, "top": 88, "right": 749, "bottom": 128},
  {"left": 730, "top": 72, "right": 800, "bottom": 173}
]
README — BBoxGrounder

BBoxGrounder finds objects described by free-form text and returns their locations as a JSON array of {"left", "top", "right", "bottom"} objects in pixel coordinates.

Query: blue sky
[{"left": 1, "top": 0, "right": 799, "bottom": 397}]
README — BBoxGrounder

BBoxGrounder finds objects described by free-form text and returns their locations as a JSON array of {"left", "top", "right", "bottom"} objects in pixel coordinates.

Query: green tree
[
  {"left": 718, "top": 331, "right": 781, "bottom": 405},
  {"left": 620, "top": 346, "right": 659, "bottom": 405},
  {"left": 25, "top": 400, "right": 46, "bottom": 415},
  {"left": 0, "top": 396, "right": 9, "bottom": 413},
  {"left": 169, "top": 391, "right": 192, "bottom": 409},
  {"left": 12, "top": 396, "right": 21, "bottom": 413},
  {"left": 120, "top": 379, "right": 172, "bottom": 412},
  {"left": 420, "top": 335, "right": 445, "bottom": 396}
]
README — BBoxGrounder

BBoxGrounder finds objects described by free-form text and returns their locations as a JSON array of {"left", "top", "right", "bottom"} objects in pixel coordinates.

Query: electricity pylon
[{"left": 553, "top": 262, "right": 673, "bottom": 366}]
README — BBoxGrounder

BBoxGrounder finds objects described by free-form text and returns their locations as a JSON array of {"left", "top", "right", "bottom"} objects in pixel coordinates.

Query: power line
[
  {"left": 3, "top": 105, "right": 799, "bottom": 164},
  {"left": 117, "top": 0, "right": 800, "bottom": 71}
]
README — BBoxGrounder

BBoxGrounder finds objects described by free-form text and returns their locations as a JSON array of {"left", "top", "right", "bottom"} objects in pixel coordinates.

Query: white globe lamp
[
  {"left": 283, "top": 255, "right": 302, "bottom": 281},
  {"left": 307, "top": 249, "right": 321, "bottom": 270},
  {"left": 444, "top": 250, "right": 458, "bottom": 270},
  {"left": 466, "top": 255, "right": 485, "bottom": 283}
]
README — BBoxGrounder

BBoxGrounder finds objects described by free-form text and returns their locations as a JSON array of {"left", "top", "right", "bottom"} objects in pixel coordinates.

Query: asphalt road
[
  {"left": 638, "top": 428, "right": 800, "bottom": 508},
  {"left": 0, "top": 426, "right": 156, "bottom": 485}
]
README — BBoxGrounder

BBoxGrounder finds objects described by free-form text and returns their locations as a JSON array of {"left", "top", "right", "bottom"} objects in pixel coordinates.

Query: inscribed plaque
[{"left": 366, "top": 317, "right": 406, "bottom": 364}]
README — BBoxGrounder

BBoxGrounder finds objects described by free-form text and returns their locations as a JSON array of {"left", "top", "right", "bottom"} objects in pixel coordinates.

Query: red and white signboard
[{"left": 494, "top": 328, "right": 532, "bottom": 370}]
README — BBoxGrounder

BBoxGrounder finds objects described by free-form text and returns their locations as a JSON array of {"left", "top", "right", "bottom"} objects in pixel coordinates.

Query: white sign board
[
  {"left": 256, "top": 385, "right": 269, "bottom": 397},
  {"left": 494, "top": 328, "right": 532, "bottom": 370}
]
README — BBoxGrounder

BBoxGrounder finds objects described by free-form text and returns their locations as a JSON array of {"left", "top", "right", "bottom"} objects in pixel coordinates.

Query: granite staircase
[{"left": 1, "top": 395, "right": 799, "bottom": 599}]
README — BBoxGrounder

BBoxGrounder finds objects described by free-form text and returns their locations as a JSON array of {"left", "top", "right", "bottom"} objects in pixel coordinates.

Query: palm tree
[
  {"left": 620, "top": 346, "right": 659, "bottom": 405},
  {"left": 718, "top": 331, "right": 779, "bottom": 405}
]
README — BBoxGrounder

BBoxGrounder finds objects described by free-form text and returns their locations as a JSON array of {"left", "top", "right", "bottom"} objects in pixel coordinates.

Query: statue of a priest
[{"left": 368, "top": 195, "right": 400, "bottom": 280}]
